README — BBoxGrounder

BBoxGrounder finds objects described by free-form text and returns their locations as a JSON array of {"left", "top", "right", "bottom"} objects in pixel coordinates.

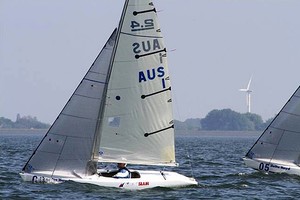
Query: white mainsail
[
  {"left": 245, "top": 86, "right": 300, "bottom": 168},
  {"left": 97, "top": 0, "right": 176, "bottom": 166},
  {"left": 22, "top": 30, "right": 117, "bottom": 178}
]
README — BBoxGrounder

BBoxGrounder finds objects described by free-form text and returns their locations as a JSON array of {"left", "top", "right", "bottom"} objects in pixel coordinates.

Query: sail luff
[{"left": 85, "top": 29, "right": 119, "bottom": 175}]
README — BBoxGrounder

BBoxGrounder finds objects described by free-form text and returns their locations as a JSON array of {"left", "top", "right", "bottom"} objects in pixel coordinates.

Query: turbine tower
[{"left": 239, "top": 77, "right": 252, "bottom": 113}]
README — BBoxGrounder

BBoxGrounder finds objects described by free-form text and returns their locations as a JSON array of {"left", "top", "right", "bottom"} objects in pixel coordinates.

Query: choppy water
[{"left": 1, "top": 130, "right": 300, "bottom": 199}]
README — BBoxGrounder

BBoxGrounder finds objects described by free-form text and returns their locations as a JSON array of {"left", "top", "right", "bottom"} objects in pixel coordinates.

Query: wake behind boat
[
  {"left": 243, "top": 85, "right": 300, "bottom": 175},
  {"left": 20, "top": 0, "right": 197, "bottom": 189}
]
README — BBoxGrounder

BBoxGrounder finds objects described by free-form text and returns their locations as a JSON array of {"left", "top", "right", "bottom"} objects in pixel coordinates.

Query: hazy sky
[{"left": 1, "top": 0, "right": 300, "bottom": 123}]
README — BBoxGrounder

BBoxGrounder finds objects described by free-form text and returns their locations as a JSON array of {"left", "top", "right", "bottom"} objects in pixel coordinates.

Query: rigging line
[
  {"left": 135, "top": 48, "right": 166, "bottom": 59},
  {"left": 133, "top": 8, "right": 156, "bottom": 16},
  {"left": 184, "top": 140, "right": 195, "bottom": 178},
  {"left": 141, "top": 86, "right": 171, "bottom": 99},
  {"left": 173, "top": 90, "right": 196, "bottom": 178},
  {"left": 144, "top": 125, "right": 174, "bottom": 137},
  {"left": 121, "top": 31, "right": 163, "bottom": 39},
  {"left": 269, "top": 130, "right": 286, "bottom": 164},
  {"left": 51, "top": 135, "right": 68, "bottom": 178}
]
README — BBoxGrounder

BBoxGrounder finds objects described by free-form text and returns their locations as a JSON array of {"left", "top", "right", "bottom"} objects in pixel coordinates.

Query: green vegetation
[
  {"left": 0, "top": 114, "right": 50, "bottom": 129},
  {"left": 175, "top": 109, "right": 274, "bottom": 131},
  {"left": 1, "top": 109, "right": 274, "bottom": 131}
]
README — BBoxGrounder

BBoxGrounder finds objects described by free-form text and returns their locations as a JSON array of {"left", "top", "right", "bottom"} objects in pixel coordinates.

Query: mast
[{"left": 90, "top": 0, "right": 130, "bottom": 163}]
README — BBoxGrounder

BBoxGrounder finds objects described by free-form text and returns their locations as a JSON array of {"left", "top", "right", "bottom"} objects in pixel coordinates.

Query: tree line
[
  {"left": 0, "top": 114, "right": 50, "bottom": 129},
  {"left": 175, "top": 109, "right": 274, "bottom": 131},
  {"left": 1, "top": 109, "right": 274, "bottom": 131}
]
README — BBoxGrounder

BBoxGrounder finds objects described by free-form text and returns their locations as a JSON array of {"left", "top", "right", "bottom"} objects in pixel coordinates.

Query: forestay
[
  {"left": 98, "top": 0, "right": 176, "bottom": 166},
  {"left": 245, "top": 86, "right": 300, "bottom": 165}
]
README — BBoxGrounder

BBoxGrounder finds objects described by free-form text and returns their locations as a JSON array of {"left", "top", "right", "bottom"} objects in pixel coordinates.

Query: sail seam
[
  {"left": 293, "top": 95, "right": 300, "bottom": 98},
  {"left": 88, "top": 71, "right": 107, "bottom": 76},
  {"left": 83, "top": 78, "right": 107, "bottom": 85},
  {"left": 269, "top": 125, "right": 300, "bottom": 134},
  {"left": 74, "top": 93, "right": 101, "bottom": 100},
  {"left": 272, "top": 149, "right": 300, "bottom": 152},
  {"left": 37, "top": 150, "right": 65, "bottom": 155},
  {"left": 281, "top": 110, "right": 300, "bottom": 117},
  {"left": 60, "top": 113, "right": 98, "bottom": 121},
  {"left": 121, "top": 31, "right": 163, "bottom": 39},
  {"left": 48, "top": 132, "right": 93, "bottom": 139}
]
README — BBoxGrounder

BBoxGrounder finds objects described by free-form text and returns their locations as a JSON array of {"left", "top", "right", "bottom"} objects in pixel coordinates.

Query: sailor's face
[{"left": 117, "top": 163, "right": 125, "bottom": 168}]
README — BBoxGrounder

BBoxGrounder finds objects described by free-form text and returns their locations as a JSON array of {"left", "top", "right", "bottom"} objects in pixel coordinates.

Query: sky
[{"left": 1, "top": 0, "right": 300, "bottom": 124}]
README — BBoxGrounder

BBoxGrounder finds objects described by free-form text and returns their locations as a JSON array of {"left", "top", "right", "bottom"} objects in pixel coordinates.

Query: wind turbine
[{"left": 239, "top": 76, "right": 253, "bottom": 113}]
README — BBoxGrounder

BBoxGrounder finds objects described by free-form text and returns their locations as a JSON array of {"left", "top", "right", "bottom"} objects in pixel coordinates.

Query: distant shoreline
[
  {"left": 0, "top": 129, "right": 47, "bottom": 135},
  {"left": 175, "top": 130, "right": 261, "bottom": 137},
  {"left": 0, "top": 129, "right": 261, "bottom": 137}
]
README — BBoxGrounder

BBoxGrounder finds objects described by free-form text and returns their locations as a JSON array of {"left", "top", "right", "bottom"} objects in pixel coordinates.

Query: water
[{"left": 1, "top": 130, "right": 300, "bottom": 199}]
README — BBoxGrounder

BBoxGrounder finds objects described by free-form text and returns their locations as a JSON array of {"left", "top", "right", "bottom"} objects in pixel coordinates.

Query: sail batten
[{"left": 121, "top": 32, "right": 163, "bottom": 38}]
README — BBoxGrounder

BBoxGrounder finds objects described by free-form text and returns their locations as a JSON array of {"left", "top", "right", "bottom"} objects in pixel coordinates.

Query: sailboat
[
  {"left": 20, "top": 0, "right": 198, "bottom": 189},
  {"left": 243, "top": 86, "right": 300, "bottom": 175}
]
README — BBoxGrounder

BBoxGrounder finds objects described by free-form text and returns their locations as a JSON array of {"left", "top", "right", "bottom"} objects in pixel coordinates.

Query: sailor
[{"left": 113, "top": 163, "right": 130, "bottom": 178}]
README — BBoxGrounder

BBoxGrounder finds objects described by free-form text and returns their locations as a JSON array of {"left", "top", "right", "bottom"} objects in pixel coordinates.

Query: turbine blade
[{"left": 246, "top": 76, "right": 252, "bottom": 90}]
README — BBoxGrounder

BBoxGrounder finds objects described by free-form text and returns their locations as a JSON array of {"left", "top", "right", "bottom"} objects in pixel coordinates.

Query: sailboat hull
[
  {"left": 243, "top": 157, "right": 300, "bottom": 176},
  {"left": 20, "top": 170, "right": 197, "bottom": 190}
]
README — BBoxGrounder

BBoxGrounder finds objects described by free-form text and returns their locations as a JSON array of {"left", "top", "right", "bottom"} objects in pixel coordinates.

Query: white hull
[
  {"left": 20, "top": 170, "right": 197, "bottom": 190},
  {"left": 243, "top": 157, "right": 300, "bottom": 176}
]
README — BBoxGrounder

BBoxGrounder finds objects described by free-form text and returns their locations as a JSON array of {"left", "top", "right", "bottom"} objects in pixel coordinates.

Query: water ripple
[{"left": 1, "top": 131, "right": 300, "bottom": 199}]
